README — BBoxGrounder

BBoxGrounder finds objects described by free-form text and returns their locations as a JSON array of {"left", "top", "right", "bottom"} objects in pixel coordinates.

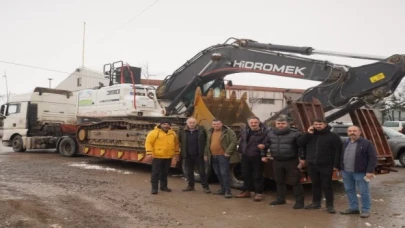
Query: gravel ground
[{"left": 1, "top": 144, "right": 404, "bottom": 228}]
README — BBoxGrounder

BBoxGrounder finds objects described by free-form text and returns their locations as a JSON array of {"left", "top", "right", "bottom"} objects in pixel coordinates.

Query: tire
[
  {"left": 229, "top": 162, "right": 244, "bottom": 189},
  {"left": 12, "top": 135, "right": 26, "bottom": 152},
  {"left": 181, "top": 157, "right": 212, "bottom": 183},
  {"left": 399, "top": 152, "right": 405, "bottom": 167},
  {"left": 58, "top": 137, "right": 77, "bottom": 157}
]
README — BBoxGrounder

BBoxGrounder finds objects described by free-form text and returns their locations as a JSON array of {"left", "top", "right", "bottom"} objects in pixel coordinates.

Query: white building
[{"left": 55, "top": 67, "right": 109, "bottom": 92}]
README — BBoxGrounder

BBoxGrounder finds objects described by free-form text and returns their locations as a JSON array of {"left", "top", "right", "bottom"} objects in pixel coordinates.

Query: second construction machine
[{"left": 72, "top": 38, "right": 405, "bottom": 188}]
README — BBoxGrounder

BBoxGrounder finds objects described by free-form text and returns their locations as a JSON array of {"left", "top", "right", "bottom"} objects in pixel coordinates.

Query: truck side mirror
[{"left": 0, "top": 105, "right": 5, "bottom": 116}]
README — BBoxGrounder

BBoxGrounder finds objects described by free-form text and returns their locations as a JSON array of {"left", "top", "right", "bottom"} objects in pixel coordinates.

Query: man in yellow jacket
[{"left": 145, "top": 120, "right": 180, "bottom": 194}]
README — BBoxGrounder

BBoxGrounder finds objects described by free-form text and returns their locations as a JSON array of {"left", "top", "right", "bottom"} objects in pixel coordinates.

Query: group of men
[{"left": 144, "top": 116, "right": 377, "bottom": 219}]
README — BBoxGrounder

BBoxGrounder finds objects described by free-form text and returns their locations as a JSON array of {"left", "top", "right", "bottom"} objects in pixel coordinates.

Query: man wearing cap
[{"left": 145, "top": 120, "right": 180, "bottom": 194}]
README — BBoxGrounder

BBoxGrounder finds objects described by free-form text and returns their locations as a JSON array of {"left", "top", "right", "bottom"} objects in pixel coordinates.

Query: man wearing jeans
[
  {"left": 339, "top": 125, "right": 377, "bottom": 218},
  {"left": 204, "top": 119, "right": 238, "bottom": 198}
]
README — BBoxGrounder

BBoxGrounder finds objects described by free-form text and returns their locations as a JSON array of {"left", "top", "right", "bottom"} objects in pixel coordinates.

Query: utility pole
[
  {"left": 48, "top": 78, "right": 53, "bottom": 88},
  {"left": 82, "top": 21, "right": 86, "bottom": 67},
  {"left": 3, "top": 71, "right": 9, "bottom": 102}
]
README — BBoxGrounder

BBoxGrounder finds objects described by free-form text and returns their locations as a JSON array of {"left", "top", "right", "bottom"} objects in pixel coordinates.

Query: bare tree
[{"left": 247, "top": 87, "right": 260, "bottom": 111}]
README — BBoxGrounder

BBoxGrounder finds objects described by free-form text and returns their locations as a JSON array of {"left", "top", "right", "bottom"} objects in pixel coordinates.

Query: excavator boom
[{"left": 156, "top": 38, "right": 405, "bottom": 122}]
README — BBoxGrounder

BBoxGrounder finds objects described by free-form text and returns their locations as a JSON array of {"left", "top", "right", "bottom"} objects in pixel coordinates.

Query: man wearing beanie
[{"left": 145, "top": 119, "right": 180, "bottom": 194}]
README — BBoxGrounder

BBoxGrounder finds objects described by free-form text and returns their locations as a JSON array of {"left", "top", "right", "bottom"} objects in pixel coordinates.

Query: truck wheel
[
  {"left": 59, "top": 137, "right": 77, "bottom": 157},
  {"left": 12, "top": 135, "right": 26, "bottom": 152},
  {"left": 399, "top": 152, "right": 405, "bottom": 167},
  {"left": 181, "top": 158, "right": 212, "bottom": 183},
  {"left": 230, "top": 163, "right": 243, "bottom": 189}
]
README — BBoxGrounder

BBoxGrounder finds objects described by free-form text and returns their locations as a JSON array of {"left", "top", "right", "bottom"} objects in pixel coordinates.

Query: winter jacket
[
  {"left": 298, "top": 125, "right": 342, "bottom": 167},
  {"left": 145, "top": 126, "right": 180, "bottom": 159},
  {"left": 205, "top": 126, "right": 239, "bottom": 164},
  {"left": 178, "top": 125, "right": 207, "bottom": 158},
  {"left": 340, "top": 137, "right": 377, "bottom": 173},
  {"left": 238, "top": 123, "right": 269, "bottom": 156},
  {"left": 263, "top": 127, "right": 303, "bottom": 161}
]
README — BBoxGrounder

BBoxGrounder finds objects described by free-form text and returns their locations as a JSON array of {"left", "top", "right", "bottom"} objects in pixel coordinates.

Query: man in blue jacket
[{"left": 339, "top": 125, "right": 377, "bottom": 218}]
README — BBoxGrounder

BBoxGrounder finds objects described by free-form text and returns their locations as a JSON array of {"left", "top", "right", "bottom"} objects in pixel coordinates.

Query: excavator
[{"left": 72, "top": 37, "right": 405, "bottom": 188}]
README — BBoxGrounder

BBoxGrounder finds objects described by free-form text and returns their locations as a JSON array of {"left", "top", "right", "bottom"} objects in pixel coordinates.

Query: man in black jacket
[
  {"left": 262, "top": 117, "right": 305, "bottom": 209},
  {"left": 179, "top": 117, "right": 211, "bottom": 193},
  {"left": 235, "top": 116, "right": 269, "bottom": 202},
  {"left": 298, "top": 119, "right": 342, "bottom": 213}
]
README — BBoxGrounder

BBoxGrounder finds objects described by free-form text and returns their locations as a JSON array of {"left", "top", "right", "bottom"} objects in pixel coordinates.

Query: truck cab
[{"left": 1, "top": 87, "right": 77, "bottom": 152}]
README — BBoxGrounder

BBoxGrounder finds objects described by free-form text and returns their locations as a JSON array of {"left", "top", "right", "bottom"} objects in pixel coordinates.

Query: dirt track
[{"left": 1, "top": 145, "right": 405, "bottom": 228}]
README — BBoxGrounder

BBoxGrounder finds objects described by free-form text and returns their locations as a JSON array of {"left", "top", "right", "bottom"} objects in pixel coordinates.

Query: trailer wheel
[
  {"left": 12, "top": 135, "right": 26, "bottom": 152},
  {"left": 399, "top": 152, "right": 405, "bottom": 167},
  {"left": 230, "top": 162, "right": 243, "bottom": 189},
  {"left": 181, "top": 158, "right": 212, "bottom": 183},
  {"left": 59, "top": 137, "right": 77, "bottom": 157}
]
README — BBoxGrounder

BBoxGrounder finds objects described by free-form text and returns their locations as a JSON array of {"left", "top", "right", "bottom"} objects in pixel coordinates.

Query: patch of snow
[{"left": 68, "top": 162, "right": 134, "bottom": 174}]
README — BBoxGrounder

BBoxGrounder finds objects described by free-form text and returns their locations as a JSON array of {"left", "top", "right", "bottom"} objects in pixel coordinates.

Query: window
[
  {"left": 249, "top": 98, "right": 275, "bottom": 104},
  {"left": 6, "top": 103, "right": 20, "bottom": 115},
  {"left": 77, "top": 77, "right": 82, "bottom": 87},
  {"left": 332, "top": 127, "right": 348, "bottom": 136},
  {"left": 383, "top": 121, "right": 399, "bottom": 127}
]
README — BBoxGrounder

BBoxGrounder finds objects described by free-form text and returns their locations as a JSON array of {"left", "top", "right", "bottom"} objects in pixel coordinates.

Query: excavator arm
[
  {"left": 156, "top": 38, "right": 405, "bottom": 123},
  {"left": 157, "top": 38, "right": 350, "bottom": 115}
]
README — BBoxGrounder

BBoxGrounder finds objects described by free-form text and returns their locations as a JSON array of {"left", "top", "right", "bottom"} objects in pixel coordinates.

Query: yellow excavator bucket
[{"left": 192, "top": 87, "right": 256, "bottom": 130}]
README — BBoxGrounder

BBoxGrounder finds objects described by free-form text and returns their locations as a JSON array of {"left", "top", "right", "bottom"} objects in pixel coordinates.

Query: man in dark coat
[
  {"left": 262, "top": 117, "right": 305, "bottom": 209},
  {"left": 339, "top": 125, "right": 377, "bottom": 218},
  {"left": 178, "top": 117, "right": 211, "bottom": 193},
  {"left": 235, "top": 116, "right": 269, "bottom": 202},
  {"left": 298, "top": 118, "right": 342, "bottom": 213}
]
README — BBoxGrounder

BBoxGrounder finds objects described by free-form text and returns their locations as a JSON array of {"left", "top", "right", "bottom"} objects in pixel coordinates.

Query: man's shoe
[
  {"left": 203, "top": 187, "right": 211, "bottom": 194},
  {"left": 269, "top": 199, "right": 286, "bottom": 205},
  {"left": 293, "top": 202, "right": 305, "bottom": 209},
  {"left": 360, "top": 212, "right": 370, "bottom": 218},
  {"left": 213, "top": 189, "right": 225, "bottom": 195},
  {"left": 235, "top": 191, "right": 251, "bottom": 198},
  {"left": 151, "top": 189, "right": 158, "bottom": 194},
  {"left": 182, "top": 186, "right": 195, "bottom": 192},
  {"left": 327, "top": 205, "right": 336, "bottom": 214},
  {"left": 340, "top": 209, "right": 360, "bottom": 215},
  {"left": 254, "top": 194, "right": 263, "bottom": 202},
  {"left": 304, "top": 203, "right": 321, "bottom": 209},
  {"left": 224, "top": 192, "right": 233, "bottom": 199},
  {"left": 160, "top": 187, "right": 172, "bottom": 192}
]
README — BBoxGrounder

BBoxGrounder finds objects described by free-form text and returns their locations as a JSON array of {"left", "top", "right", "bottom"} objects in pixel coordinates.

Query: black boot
[
  {"left": 269, "top": 196, "right": 286, "bottom": 206},
  {"left": 151, "top": 183, "right": 158, "bottom": 194},
  {"left": 293, "top": 196, "right": 305, "bottom": 209},
  {"left": 326, "top": 204, "right": 336, "bottom": 214}
]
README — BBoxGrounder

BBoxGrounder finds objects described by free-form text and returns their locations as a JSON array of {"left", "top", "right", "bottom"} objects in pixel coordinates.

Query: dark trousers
[
  {"left": 151, "top": 158, "right": 172, "bottom": 189},
  {"left": 212, "top": 155, "right": 231, "bottom": 193},
  {"left": 185, "top": 155, "right": 209, "bottom": 188},
  {"left": 241, "top": 155, "right": 264, "bottom": 194},
  {"left": 307, "top": 163, "right": 334, "bottom": 206},
  {"left": 273, "top": 159, "right": 304, "bottom": 200}
]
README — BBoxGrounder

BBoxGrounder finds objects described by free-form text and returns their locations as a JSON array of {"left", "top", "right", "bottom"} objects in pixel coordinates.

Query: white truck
[{"left": 0, "top": 87, "right": 77, "bottom": 152}]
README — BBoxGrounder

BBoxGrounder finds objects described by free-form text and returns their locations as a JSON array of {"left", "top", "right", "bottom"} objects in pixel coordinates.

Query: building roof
[{"left": 140, "top": 79, "right": 305, "bottom": 93}]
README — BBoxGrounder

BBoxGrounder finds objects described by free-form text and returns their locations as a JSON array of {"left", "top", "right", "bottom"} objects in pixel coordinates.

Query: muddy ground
[{"left": 0, "top": 145, "right": 405, "bottom": 228}]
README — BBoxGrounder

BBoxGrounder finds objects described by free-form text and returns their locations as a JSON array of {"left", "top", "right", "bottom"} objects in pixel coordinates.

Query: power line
[
  {"left": 98, "top": 0, "right": 161, "bottom": 42},
  {"left": 0, "top": 60, "right": 107, "bottom": 80},
  {"left": 0, "top": 60, "right": 70, "bottom": 74}
]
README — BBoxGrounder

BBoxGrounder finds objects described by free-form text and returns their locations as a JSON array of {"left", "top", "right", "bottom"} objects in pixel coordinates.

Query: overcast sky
[{"left": 1, "top": 0, "right": 405, "bottom": 103}]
